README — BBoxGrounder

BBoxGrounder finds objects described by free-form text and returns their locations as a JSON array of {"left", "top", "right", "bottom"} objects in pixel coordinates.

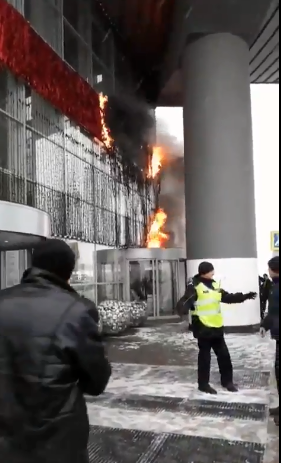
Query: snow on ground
[
  {"left": 88, "top": 403, "right": 268, "bottom": 444},
  {"left": 118, "top": 324, "right": 275, "bottom": 371},
  {"left": 88, "top": 325, "right": 278, "bottom": 459}
]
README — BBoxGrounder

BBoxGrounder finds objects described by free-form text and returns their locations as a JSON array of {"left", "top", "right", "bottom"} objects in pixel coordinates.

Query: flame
[
  {"left": 99, "top": 93, "right": 113, "bottom": 149},
  {"left": 148, "top": 146, "right": 163, "bottom": 178},
  {"left": 147, "top": 209, "right": 169, "bottom": 248}
]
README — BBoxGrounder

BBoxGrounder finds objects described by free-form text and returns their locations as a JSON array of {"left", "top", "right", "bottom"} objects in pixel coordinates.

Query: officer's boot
[
  {"left": 222, "top": 382, "right": 239, "bottom": 393},
  {"left": 198, "top": 384, "right": 217, "bottom": 395}
]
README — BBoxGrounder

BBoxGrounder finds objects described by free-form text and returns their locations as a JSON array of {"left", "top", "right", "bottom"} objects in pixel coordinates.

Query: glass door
[
  {"left": 157, "top": 260, "right": 179, "bottom": 316},
  {"left": 95, "top": 250, "right": 123, "bottom": 305},
  {"left": 128, "top": 259, "right": 158, "bottom": 317},
  {"left": 127, "top": 258, "right": 182, "bottom": 319},
  {"left": 0, "top": 250, "right": 32, "bottom": 290}
]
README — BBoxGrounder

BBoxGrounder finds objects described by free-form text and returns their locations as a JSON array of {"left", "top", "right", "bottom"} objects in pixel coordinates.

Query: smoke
[
  {"left": 105, "top": 93, "right": 155, "bottom": 169},
  {"left": 157, "top": 119, "right": 186, "bottom": 250}
]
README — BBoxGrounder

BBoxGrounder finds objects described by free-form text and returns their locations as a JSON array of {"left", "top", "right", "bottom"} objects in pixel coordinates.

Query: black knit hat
[
  {"left": 198, "top": 261, "right": 215, "bottom": 276},
  {"left": 32, "top": 239, "right": 76, "bottom": 281},
  {"left": 268, "top": 256, "right": 279, "bottom": 274}
]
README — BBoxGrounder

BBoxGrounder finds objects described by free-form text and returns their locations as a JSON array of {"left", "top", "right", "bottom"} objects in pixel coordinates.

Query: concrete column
[{"left": 183, "top": 33, "right": 259, "bottom": 328}]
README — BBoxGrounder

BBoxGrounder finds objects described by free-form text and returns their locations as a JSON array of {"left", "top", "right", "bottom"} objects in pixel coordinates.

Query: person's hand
[
  {"left": 260, "top": 327, "right": 267, "bottom": 338},
  {"left": 247, "top": 292, "right": 257, "bottom": 300}
]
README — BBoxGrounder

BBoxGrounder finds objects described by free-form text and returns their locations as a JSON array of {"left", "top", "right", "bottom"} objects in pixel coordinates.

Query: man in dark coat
[
  {"left": 260, "top": 256, "right": 279, "bottom": 426},
  {"left": 0, "top": 239, "right": 112, "bottom": 463}
]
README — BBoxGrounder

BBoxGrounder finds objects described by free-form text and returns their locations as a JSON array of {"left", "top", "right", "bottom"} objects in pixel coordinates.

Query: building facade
[{"left": 0, "top": 0, "right": 157, "bottom": 291}]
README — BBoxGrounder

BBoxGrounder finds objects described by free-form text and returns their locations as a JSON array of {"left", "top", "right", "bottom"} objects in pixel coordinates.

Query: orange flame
[
  {"left": 148, "top": 146, "right": 163, "bottom": 178},
  {"left": 99, "top": 93, "right": 113, "bottom": 149},
  {"left": 147, "top": 209, "right": 169, "bottom": 248}
]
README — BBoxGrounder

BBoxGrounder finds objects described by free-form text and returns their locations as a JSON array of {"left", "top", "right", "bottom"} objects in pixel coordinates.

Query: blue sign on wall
[{"left": 271, "top": 231, "right": 279, "bottom": 251}]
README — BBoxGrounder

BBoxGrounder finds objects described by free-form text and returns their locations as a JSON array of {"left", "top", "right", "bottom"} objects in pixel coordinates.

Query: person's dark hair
[
  {"left": 198, "top": 261, "right": 214, "bottom": 276},
  {"left": 32, "top": 239, "right": 76, "bottom": 281},
  {"left": 268, "top": 256, "right": 279, "bottom": 274}
]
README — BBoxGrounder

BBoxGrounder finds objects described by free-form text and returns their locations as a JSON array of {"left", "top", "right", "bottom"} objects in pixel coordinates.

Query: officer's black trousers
[
  {"left": 260, "top": 302, "right": 266, "bottom": 320},
  {"left": 198, "top": 336, "right": 233, "bottom": 387}
]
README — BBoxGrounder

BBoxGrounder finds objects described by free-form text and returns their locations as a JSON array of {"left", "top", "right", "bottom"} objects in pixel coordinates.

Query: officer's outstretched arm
[{"left": 221, "top": 289, "right": 257, "bottom": 304}]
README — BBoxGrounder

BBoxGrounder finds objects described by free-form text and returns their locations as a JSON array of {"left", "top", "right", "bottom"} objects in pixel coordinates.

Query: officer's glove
[
  {"left": 260, "top": 327, "right": 267, "bottom": 338},
  {"left": 246, "top": 292, "right": 257, "bottom": 300}
]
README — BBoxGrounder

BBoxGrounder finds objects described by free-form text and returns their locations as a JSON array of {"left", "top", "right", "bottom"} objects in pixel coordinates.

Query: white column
[{"left": 183, "top": 33, "right": 260, "bottom": 328}]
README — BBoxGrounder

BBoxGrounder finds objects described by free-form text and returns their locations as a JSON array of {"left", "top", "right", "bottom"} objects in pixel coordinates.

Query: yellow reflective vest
[{"left": 193, "top": 281, "right": 223, "bottom": 328}]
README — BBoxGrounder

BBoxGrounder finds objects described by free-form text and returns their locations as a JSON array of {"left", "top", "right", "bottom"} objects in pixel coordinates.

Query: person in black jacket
[
  {"left": 260, "top": 256, "right": 279, "bottom": 426},
  {"left": 259, "top": 274, "right": 273, "bottom": 319},
  {"left": 0, "top": 239, "right": 112, "bottom": 463},
  {"left": 177, "top": 262, "right": 257, "bottom": 395}
]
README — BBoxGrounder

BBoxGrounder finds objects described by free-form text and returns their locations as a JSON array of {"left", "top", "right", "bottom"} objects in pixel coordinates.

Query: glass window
[
  {"left": 91, "top": 22, "right": 107, "bottom": 62},
  {"left": 92, "top": 56, "right": 114, "bottom": 94},
  {"left": 0, "top": 112, "right": 8, "bottom": 170},
  {"left": 63, "top": 20, "right": 79, "bottom": 72},
  {"left": 158, "top": 261, "right": 177, "bottom": 316},
  {"left": 97, "top": 284, "right": 119, "bottom": 304},
  {"left": 0, "top": 69, "right": 7, "bottom": 111},
  {"left": 6, "top": 0, "right": 24, "bottom": 13},
  {"left": 63, "top": 0, "right": 79, "bottom": 30},
  {"left": 64, "top": 21, "right": 91, "bottom": 83},
  {"left": 103, "top": 31, "right": 114, "bottom": 71},
  {"left": 98, "top": 263, "right": 114, "bottom": 283},
  {"left": 24, "top": 0, "right": 31, "bottom": 20},
  {"left": 68, "top": 241, "right": 96, "bottom": 301},
  {"left": 25, "top": 0, "right": 62, "bottom": 56}
]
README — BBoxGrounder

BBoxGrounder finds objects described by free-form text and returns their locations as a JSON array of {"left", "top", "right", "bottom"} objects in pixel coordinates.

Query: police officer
[{"left": 180, "top": 262, "right": 257, "bottom": 394}]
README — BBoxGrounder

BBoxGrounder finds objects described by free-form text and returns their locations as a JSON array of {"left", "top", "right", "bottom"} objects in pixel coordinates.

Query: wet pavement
[{"left": 87, "top": 322, "right": 279, "bottom": 462}]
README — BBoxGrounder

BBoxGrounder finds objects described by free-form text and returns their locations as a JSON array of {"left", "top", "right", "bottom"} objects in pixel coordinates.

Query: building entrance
[
  {"left": 0, "top": 201, "right": 51, "bottom": 290},
  {"left": 96, "top": 248, "right": 187, "bottom": 319}
]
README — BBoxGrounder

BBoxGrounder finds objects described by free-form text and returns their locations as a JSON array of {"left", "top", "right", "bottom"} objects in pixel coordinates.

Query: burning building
[{"left": 0, "top": 0, "right": 158, "bottom": 290}]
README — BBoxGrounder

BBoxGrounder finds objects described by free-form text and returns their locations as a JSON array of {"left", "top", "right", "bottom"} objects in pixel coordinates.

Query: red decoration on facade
[{"left": 0, "top": 0, "right": 102, "bottom": 141}]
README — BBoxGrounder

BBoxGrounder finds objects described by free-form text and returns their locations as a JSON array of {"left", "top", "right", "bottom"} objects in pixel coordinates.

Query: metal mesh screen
[{"left": 0, "top": 69, "right": 156, "bottom": 247}]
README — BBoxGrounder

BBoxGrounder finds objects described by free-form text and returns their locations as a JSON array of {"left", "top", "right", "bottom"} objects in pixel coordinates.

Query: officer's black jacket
[
  {"left": 0, "top": 268, "right": 112, "bottom": 463},
  {"left": 176, "top": 275, "right": 251, "bottom": 338}
]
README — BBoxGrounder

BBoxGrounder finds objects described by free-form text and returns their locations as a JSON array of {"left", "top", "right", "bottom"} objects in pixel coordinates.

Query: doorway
[
  {"left": 127, "top": 258, "right": 179, "bottom": 318},
  {"left": 128, "top": 259, "right": 157, "bottom": 317}
]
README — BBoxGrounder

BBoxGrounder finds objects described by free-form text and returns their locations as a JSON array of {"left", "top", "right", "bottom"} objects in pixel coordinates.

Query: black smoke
[
  {"left": 104, "top": 93, "right": 155, "bottom": 171},
  {"left": 157, "top": 120, "right": 186, "bottom": 250}
]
